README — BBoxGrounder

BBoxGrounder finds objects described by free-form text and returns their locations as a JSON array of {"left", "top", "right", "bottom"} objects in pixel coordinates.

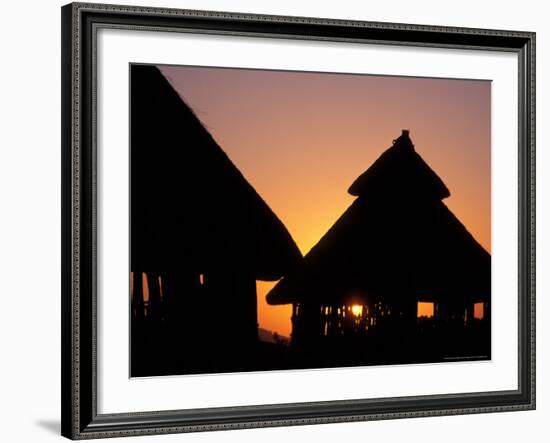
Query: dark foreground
[{"left": 131, "top": 320, "right": 490, "bottom": 377}]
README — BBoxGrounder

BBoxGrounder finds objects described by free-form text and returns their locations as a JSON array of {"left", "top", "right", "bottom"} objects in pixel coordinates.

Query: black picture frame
[{"left": 61, "top": 2, "right": 536, "bottom": 439}]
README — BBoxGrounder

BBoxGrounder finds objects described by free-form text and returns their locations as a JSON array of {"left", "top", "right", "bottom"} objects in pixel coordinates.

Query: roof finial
[{"left": 392, "top": 129, "right": 414, "bottom": 150}]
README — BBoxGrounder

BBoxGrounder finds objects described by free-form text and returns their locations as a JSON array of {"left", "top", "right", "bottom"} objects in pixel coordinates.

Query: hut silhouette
[
  {"left": 130, "top": 65, "right": 302, "bottom": 374},
  {"left": 267, "top": 130, "right": 491, "bottom": 357}
]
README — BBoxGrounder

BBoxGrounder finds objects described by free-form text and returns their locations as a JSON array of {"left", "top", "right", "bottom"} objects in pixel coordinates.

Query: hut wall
[
  {"left": 203, "top": 270, "right": 259, "bottom": 345},
  {"left": 291, "top": 303, "right": 321, "bottom": 343},
  {"left": 160, "top": 271, "right": 200, "bottom": 349},
  {"left": 131, "top": 271, "right": 144, "bottom": 322},
  {"left": 146, "top": 271, "right": 163, "bottom": 321}
]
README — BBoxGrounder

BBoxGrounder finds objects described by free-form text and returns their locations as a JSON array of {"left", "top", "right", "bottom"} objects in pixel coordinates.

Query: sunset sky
[{"left": 158, "top": 65, "right": 491, "bottom": 338}]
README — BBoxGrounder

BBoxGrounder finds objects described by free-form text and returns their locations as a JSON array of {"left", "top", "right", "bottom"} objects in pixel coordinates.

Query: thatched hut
[
  {"left": 130, "top": 65, "right": 302, "bottom": 349},
  {"left": 267, "top": 130, "right": 491, "bottom": 345}
]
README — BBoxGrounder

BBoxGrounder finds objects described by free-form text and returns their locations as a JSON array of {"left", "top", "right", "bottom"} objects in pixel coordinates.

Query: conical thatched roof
[
  {"left": 267, "top": 131, "right": 490, "bottom": 306},
  {"left": 131, "top": 65, "right": 302, "bottom": 280},
  {"left": 348, "top": 130, "right": 450, "bottom": 200}
]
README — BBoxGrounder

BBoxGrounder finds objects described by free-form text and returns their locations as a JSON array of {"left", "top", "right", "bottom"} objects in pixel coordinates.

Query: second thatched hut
[{"left": 267, "top": 130, "right": 491, "bottom": 347}]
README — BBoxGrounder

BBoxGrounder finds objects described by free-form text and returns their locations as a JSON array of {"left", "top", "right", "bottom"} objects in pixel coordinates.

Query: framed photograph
[{"left": 61, "top": 2, "right": 536, "bottom": 439}]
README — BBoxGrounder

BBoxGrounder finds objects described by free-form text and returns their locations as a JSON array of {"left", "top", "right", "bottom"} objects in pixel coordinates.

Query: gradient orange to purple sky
[{"left": 159, "top": 65, "right": 491, "bottom": 338}]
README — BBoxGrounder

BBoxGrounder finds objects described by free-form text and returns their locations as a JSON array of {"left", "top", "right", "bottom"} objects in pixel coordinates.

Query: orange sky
[{"left": 159, "top": 65, "right": 491, "bottom": 338}]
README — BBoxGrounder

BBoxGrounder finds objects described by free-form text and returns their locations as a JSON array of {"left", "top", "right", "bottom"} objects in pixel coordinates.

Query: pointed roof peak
[
  {"left": 348, "top": 130, "right": 450, "bottom": 200},
  {"left": 393, "top": 129, "right": 414, "bottom": 150}
]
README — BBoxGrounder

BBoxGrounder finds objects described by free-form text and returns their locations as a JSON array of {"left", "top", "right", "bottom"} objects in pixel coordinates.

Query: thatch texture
[
  {"left": 130, "top": 65, "right": 302, "bottom": 280},
  {"left": 267, "top": 131, "right": 490, "bottom": 307},
  {"left": 348, "top": 130, "right": 450, "bottom": 200}
]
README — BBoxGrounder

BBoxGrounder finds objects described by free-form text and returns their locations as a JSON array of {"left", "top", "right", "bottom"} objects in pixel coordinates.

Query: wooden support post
[
  {"left": 132, "top": 271, "right": 145, "bottom": 321},
  {"left": 147, "top": 271, "right": 162, "bottom": 321}
]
